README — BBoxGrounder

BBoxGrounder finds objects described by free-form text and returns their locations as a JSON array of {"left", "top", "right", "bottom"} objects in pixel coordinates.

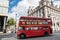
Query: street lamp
[
  {"left": 14, "top": 12, "right": 22, "bottom": 33},
  {"left": 15, "top": 13, "right": 17, "bottom": 33}
]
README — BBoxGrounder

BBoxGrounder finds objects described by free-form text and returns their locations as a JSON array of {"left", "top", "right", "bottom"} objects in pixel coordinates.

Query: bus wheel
[
  {"left": 44, "top": 32, "right": 49, "bottom": 36},
  {"left": 20, "top": 34, "right": 26, "bottom": 39}
]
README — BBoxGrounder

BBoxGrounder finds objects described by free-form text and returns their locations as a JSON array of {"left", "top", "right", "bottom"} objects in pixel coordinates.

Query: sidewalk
[
  {"left": 53, "top": 30, "right": 60, "bottom": 33},
  {"left": 0, "top": 31, "right": 11, "bottom": 36}
]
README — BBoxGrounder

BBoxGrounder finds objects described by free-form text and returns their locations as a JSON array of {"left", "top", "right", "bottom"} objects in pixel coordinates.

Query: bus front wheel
[
  {"left": 44, "top": 32, "right": 49, "bottom": 36},
  {"left": 20, "top": 34, "right": 26, "bottom": 39}
]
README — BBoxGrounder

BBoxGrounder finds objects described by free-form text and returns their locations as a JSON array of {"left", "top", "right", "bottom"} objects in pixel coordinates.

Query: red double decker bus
[{"left": 16, "top": 16, "right": 52, "bottom": 39}]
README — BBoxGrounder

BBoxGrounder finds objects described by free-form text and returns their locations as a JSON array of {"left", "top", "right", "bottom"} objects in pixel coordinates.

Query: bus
[{"left": 16, "top": 16, "right": 52, "bottom": 39}]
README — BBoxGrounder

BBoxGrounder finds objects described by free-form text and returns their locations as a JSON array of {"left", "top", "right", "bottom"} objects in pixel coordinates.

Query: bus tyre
[
  {"left": 50, "top": 28, "right": 52, "bottom": 34},
  {"left": 20, "top": 34, "right": 26, "bottom": 39},
  {"left": 44, "top": 32, "right": 48, "bottom": 36}
]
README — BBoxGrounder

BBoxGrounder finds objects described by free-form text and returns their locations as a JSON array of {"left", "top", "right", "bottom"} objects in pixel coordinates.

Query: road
[{"left": 0, "top": 33, "right": 60, "bottom": 40}]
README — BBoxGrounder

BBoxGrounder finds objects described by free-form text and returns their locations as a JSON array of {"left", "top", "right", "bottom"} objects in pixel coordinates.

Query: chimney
[
  {"left": 59, "top": 5, "right": 60, "bottom": 9},
  {"left": 51, "top": 0, "right": 54, "bottom": 6}
]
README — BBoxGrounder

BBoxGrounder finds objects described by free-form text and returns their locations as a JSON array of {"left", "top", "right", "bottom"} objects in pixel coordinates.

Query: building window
[
  {"left": 0, "top": 7, "right": 8, "bottom": 14},
  {"left": 57, "top": 22, "right": 59, "bottom": 26},
  {"left": 53, "top": 17, "right": 56, "bottom": 21},
  {"left": 44, "top": 2, "right": 46, "bottom": 5},
  {"left": 39, "top": 13, "right": 41, "bottom": 17},
  {"left": 47, "top": 10, "right": 49, "bottom": 14},
  {"left": 48, "top": 14, "right": 51, "bottom": 18},
  {"left": 54, "top": 23, "right": 55, "bottom": 26}
]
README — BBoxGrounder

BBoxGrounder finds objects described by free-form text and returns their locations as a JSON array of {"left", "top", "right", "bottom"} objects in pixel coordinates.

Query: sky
[
  {"left": 9, "top": 0, "right": 40, "bottom": 20},
  {"left": 9, "top": 0, "right": 22, "bottom": 13},
  {"left": 9, "top": 0, "right": 60, "bottom": 20}
]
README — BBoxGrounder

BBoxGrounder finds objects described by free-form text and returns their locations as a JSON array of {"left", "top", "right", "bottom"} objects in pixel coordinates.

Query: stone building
[
  {"left": 28, "top": 0, "right": 60, "bottom": 32},
  {"left": 0, "top": 0, "right": 9, "bottom": 32}
]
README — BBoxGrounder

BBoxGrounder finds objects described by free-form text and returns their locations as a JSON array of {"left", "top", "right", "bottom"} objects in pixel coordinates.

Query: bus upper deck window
[
  {"left": 43, "top": 20, "right": 48, "bottom": 24},
  {"left": 22, "top": 22, "right": 25, "bottom": 24},
  {"left": 29, "top": 22, "right": 32, "bottom": 24},
  {"left": 38, "top": 21, "right": 42, "bottom": 24},
  {"left": 33, "top": 21, "right": 38, "bottom": 24},
  {"left": 22, "top": 22, "right": 26, "bottom": 24},
  {"left": 48, "top": 20, "right": 51, "bottom": 22}
]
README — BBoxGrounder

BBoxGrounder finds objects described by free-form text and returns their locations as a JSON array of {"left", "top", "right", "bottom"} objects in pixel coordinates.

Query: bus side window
[
  {"left": 22, "top": 22, "right": 25, "bottom": 24},
  {"left": 43, "top": 20, "right": 48, "bottom": 24},
  {"left": 38, "top": 21, "right": 42, "bottom": 24},
  {"left": 29, "top": 22, "right": 32, "bottom": 24},
  {"left": 38, "top": 27, "right": 42, "bottom": 30},
  {"left": 28, "top": 28, "right": 31, "bottom": 30},
  {"left": 19, "top": 26, "right": 25, "bottom": 30},
  {"left": 22, "top": 21, "right": 26, "bottom": 25},
  {"left": 43, "top": 26, "right": 48, "bottom": 29},
  {"left": 26, "top": 27, "right": 31, "bottom": 30},
  {"left": 32, "top": 22, "right": 34, "bottom": 24},
  {"left": 33, "top": 21, "right": 38, "bottom": 24},
  {"left": 22, "top": 26, "right": 25, "bottom": 30},
  {"left": 32, "top": 27, "right": 38, "bottom": 30},
  {"left": 26, "top": 22, "right": 29, "bottom": 24},
  {"left": 27, "top": 21, "right": 32, "bottom": 24}
]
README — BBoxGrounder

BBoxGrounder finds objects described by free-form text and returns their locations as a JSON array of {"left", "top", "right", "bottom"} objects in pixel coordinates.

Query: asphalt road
[{"left": 0, "top": 33, "right": 60, "bottom": 40}]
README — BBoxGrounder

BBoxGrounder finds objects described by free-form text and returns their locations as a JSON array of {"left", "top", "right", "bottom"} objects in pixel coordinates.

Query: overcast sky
[{"left": 9, "top": 0, "right": 60, "bottom": 20}]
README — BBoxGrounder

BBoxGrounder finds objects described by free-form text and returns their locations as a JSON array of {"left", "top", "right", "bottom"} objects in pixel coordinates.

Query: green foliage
[{"left": 7, "top": 18, "right": 15, "bottom": 26}]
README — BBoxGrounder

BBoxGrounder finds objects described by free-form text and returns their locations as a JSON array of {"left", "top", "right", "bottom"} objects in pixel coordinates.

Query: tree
[{"left": 7, "top": 18, "right": 15, "bottom": 26}]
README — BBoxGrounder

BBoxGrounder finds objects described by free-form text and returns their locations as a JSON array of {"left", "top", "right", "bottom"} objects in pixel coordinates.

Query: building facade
[
  {"left": 28, "top": 0, "right": 60, "bottom": 32},
  {"left": 0, "top": 0, "right": 9, "bottom": 32}
]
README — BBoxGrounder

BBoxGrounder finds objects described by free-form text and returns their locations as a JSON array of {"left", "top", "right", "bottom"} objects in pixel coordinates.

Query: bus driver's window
[{"left": 19, "top": 26, "right": 25, "bottom": 30}]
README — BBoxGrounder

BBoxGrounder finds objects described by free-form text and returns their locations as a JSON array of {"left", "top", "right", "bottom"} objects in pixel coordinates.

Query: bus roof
[{"left": 20, "top": 16, "right": 51, "bottom": 20}]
